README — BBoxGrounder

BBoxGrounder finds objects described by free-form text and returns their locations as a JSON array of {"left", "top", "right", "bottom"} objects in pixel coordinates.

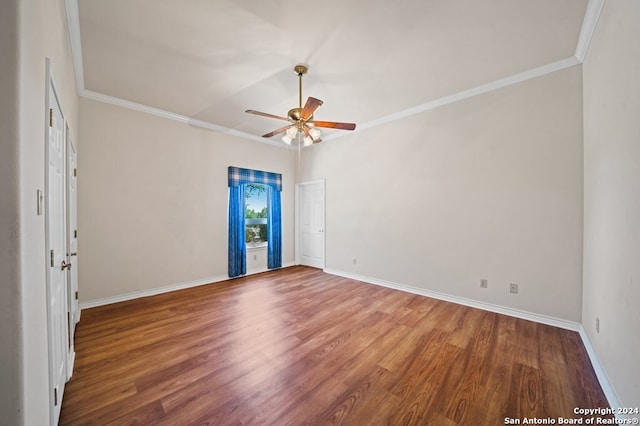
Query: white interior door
[
  {"left": 297, "top": 180, "right": 325, "bottom": 269},
  {"left": 46, "top": 73, "right": 69, "bottom": 425},
  {"left": 66, "top": 130, "right": 78, "bottom": 375}
]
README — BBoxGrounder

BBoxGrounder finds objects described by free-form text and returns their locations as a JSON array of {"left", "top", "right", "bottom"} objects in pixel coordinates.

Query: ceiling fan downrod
[{"left": 294, "top": 64, "right": 307, "bottom": 110}]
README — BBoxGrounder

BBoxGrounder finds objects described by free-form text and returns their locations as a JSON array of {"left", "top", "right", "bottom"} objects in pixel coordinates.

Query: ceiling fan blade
[
  {"left": 262, "top": 125, "right": 292, "bottom": 138},
  {"left": 300, "top": 97, "right": 323, "bottom": 120},
  {"left": 246, "top": 110, "right": 290, "bottom": 122},
  {"left": 309, "top": 120, "right": 356, "bottom": 131}
]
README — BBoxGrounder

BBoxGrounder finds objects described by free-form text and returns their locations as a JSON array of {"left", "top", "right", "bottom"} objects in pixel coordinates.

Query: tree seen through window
[{"left": 245, "top": 183, "right": 268, "bottom": 246}]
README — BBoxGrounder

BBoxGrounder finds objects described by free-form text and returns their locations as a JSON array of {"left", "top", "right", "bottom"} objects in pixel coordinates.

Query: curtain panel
[
  {"left": 228, "top": 184, "right": 246, "bottom": 277},
  {"left": 267, "top": 186, "right": 282, "bottom": 269},
  {"left": 228, "top": 166, "right": 282, "bottom": 277}
]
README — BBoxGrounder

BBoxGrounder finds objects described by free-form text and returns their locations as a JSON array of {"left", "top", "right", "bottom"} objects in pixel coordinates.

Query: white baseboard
[
  {"left": 578, "top": 326, "right": 625, "bottom": 417},
  {"left": 79, "top": 274, "right": 228, "bottom": 309},
  {"left": 79, "top": 261, "right": 295, "bottom": 310},
  {"left": 324, "top": 268, "right": 627, "bottom": 413},
  {"left": 78, "top": 264, "right": 623, "bottom": 415},
  {"left": 324, "top": 268, "right": 581, "bottom": 331}
]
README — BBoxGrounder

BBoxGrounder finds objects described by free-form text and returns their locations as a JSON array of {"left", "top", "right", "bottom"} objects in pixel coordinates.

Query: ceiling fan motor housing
[
  {"left": 287, "top": 108, "right": 301, "bottom": 121},
  {"left": 288, "top": 107, "right": 312, "bottom": 122}
]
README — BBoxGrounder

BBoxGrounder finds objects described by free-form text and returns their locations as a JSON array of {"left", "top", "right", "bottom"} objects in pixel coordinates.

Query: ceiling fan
[{"left": 246, "top": 64, "right": 356, "bottom": 146}]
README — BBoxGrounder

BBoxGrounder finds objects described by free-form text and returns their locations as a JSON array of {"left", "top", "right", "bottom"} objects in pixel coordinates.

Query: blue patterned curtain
[
  {"left": 228, "top": 166, "right": 282, "bottom": 191},
  {"left": 228, "top": 166, "right": 282, "bottom": 277},
  {"left": 267, "top": 186, "right": 282, "bottom": 269},
  {"left": 228, "top": 184, "right": 246, "bottom": 277}
]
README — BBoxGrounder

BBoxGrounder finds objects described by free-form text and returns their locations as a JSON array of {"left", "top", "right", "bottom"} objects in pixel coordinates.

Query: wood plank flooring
[{"left": 60, "top": 266, "right": 610, "bottom": 425}]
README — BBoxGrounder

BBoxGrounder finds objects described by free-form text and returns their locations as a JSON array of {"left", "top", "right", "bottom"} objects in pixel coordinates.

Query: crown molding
[
  {"left": 65, "top": 0, "right": 84, "bottom": 92},
  {"left": 79, "top": 89, "right": 291, "bottom": 148},
  {"left": 343, "top": 56, "right": 581, "bottom": 140},
  {"left": 575, "top": 0, "right": 606, "bottom": 62},
  {"left": 65, "top": 0, "right": 603, "bottom": 145}
]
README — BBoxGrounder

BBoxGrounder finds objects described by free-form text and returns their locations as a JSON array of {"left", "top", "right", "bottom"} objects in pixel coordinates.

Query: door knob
[{"left": 61, "top": 260, "right": 72, "bottom": 271}]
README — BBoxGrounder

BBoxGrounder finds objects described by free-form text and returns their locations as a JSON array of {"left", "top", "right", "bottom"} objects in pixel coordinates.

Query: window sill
[{"left": 247, "top": 243, "right": 268, "bottom": 251}]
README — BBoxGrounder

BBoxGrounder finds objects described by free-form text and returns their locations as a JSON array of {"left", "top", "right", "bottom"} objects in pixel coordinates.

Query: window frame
[{"left": 244, "top": 183, "right": 268, "bottom": 248}]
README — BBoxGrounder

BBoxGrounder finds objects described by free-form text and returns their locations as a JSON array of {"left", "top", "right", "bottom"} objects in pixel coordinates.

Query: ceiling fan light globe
[
  {"left": 286, "top": 127, "right": 298, "bottom": 138},
  {"left": 309, "top": 128, "right": 321, "bottom": 140},
  {"left": 303, "top": 136, "right": 313, "bottom": 147},
  {"left": 282, "top": 134, "right": 293, "bottom": 145}
]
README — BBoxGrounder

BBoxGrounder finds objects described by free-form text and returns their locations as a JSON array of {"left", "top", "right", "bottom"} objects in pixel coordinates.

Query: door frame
[
  {"left": 65, "top": 124, "right": 78, "bottom": 377},
  {"left": 44, "top": 59, "right": 71, "bottom": 425},
  {"left": 295, "top": 179, "right": 326, "bottom": 269}
]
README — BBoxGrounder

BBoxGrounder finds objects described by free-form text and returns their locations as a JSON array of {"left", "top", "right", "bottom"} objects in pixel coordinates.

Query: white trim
[
  {"left": 326, "top": 56, "right": 581, "bottom": 142},
  {"left": 63, "top": 0, "right": 293, "bottom": 149},
  {"left": 80, "top": 275, "right": 229, "bottom": 309},
  {"left": 81, "top": 90, "right": 190, "bottom": 125},
  {"left": 324, "top": 268, "right": 581, "bottom": 331},
  {"left": 578, "top": 326, "right": 625, "bottom": 417},
  {"left": 64, "top": 0, "right": 84, "bottom": 92},
  {"left": 44, "top": 59, "right": 55, "bottom": 426},
  {"left": 575, "top": 0, "right": 606, "bottom": 62},
  {"left": 75, "top": 56, "right": 582, "bottom": 146},
  {"left": 66, "top": 352, "right": 75, "bottom": 382},
  {"left": 79, "top": 264, "right": 626, "bottom": 415},
  {"left": 245, "top": 262, "right": 294, "bottom": 276},
  {"left": 79, "top": 262, "right": 295, "bottom": 309},
  {"left": 295, "top": 180, "right": 326, "bottom": 269},
  {"left": 79, "top": 274, "right": 226, "bottom": 309},
  {"left": 64, "top": 0, "right": 593, "bottom": 147},
  {"left": 79, "top": 89, "right": 292, "bottom": 148},
  {"left": 324, "top": 268, "right": 634, "bottom": 413}
]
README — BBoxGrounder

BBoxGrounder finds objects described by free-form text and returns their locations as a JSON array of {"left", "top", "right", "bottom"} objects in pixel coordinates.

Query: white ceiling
[{"left": 68, "top": 0, "right": 597, "bottom": 144}]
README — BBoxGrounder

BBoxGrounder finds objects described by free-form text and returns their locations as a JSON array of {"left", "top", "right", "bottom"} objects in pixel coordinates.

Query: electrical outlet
[
  {"left": 509, "top": 283, "right": 519, "bottom": 294},
  {"left": 353, "top": 258, "right": 357, "bottom": 265},
  {"left": 596, "top": 317, "right": 600, "bottom": 333},
  {"left": 480, "top": 279, "right": 488, "bottom": 288},
  {"left": 253, "top": 254, "right": 257, "bottom": 261}
]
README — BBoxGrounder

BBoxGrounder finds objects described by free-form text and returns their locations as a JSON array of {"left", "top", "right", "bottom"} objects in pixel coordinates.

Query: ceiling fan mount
[
  {"left": 245, "top": 64, "right": 356, "bottom": 146},
  {"left": 293, "top": 64, "right": 308, "bottom": 76}
]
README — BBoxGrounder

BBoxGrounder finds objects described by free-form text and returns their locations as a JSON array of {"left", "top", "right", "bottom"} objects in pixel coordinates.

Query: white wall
[
  {"left": 583, "top": 1, "right": 640, "bottom": 408},
  {"left": 298, "top": 66, "right": 584, "bottom": 322},
  {"left": 1, "top": 0, "right": 633, "bottom": 420},
  {"left": 0, "top": 0, "right": 79, "bottom": 423},
  {"left": 77, "top": 98, "right": 296, "bottom": 303},
  {"left": 0, "top": 1, "right": 22, "bottom": 423},
  {"left": 247, "top": 246, "right": 268, "bottom": 274}
]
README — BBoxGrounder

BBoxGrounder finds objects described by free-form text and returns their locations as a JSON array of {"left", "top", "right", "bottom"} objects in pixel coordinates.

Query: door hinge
[
  {"left": 75, "top": 291, "right": 78, "bottom": 300},
  {"left": 73, "top": 168, "right": 77, "bottom": 177},
  {"left": 74, "top": 229, "right": 77, "bottom": 239},
  {"left": 49, "top": 108, "right": 53, "bottom": 127},
  {"left": 54, "top": 387, "right": 58, "bottom": 406},
  {"left": 50, "top": 250, "right": 54, "bottom": 267}
]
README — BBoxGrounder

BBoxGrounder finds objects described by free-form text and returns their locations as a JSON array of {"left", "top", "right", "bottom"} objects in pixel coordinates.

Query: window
[
  {"left": 245, "top": 183, "right": 268, "bottom": 247},
  {"left": 228, "top": 166, "right": 282, "bottom": 277}
]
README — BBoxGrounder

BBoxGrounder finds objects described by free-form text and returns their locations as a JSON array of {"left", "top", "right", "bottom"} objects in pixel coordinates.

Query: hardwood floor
[{"left": 60, "top": 266, "right": 610, "bottom": 425}]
